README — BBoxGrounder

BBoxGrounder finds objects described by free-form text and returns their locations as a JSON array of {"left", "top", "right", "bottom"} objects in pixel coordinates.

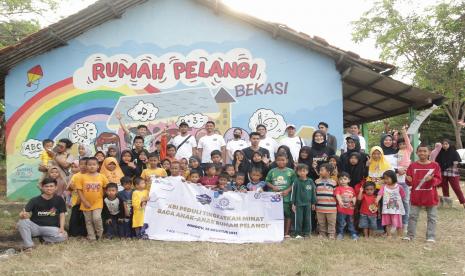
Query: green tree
[
  {"left": 0, "top": 0, "right": 59, "bottom": 48},
  {"left": 352, "top": 0, "right": 465, "bottom": 148}
]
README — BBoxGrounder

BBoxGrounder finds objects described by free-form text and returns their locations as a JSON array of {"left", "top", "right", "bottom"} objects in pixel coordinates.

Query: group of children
[{"left": 37, "top": 131, "right": 442, "bottom": 242}]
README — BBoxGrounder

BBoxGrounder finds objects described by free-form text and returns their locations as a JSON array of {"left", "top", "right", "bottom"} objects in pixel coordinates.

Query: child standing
[
  {"left": 247, "top": 168, "right": 266, "bottom": 192},
  {"left": 405, "top": 144, "right": 442, "bottom": 242},
  {"left": 47, "top": 166, "right": 67, "bottom": 199},
  {"left": 102, "top": 183, "right": 125, "bottom": 239},
  {"left": 76, "top": 157, "right": 109, "bottom": 240},
  {"left": 141, "top": 153, "right": 168, "bottom": 191},
  {"left": 375, "top": 170, "right": 406, "bottom": 238},
  {"left": 291, "top": 164, "right": 316, "bottom": 239},
  {"left": 357, "top": 182, "right": 378, "bottom": 238},
  {"left": 228, "top": 172, "right": 247, "bottom": 192},
  {"left": 200, "top": 164, "right": 219, "bottom": 189},
  {"left": 334, "top": 172, "right": 358, "bottom": 240},
  {"left": 117, "top": 176, "right": 133, "bottom": 238},
  {"left": 266, "top": 154, "right": 296, "bottom": 238},
  {"left": 132, "top": 177, "right": 149, "bottom": 238},
  {"left": 68, "top": 158, "right": 88, "bottom": 237},
  {"left": 315, "top": 163, "right": 337, "bottom": 239},
  {"left": 396, "top": 125, "right": 413, "bottom": 229},
  {"left": 99, "top": 157, "right": 124, "bottom": 189}
]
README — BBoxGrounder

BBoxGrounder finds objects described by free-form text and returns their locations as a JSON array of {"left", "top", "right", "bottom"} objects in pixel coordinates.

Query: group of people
[{"left": 16, "top": 118, "right": 465, "bottom": 249}]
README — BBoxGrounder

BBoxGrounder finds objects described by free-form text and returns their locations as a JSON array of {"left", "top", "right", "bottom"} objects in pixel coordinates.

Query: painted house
[{"left": 0, "top": 0, "right": 442, "bottom": 199}]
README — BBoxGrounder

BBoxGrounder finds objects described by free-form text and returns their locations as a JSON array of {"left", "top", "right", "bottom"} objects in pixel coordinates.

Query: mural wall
[{"left": 5, "top": 0, "right": 343, "bottom": 199}]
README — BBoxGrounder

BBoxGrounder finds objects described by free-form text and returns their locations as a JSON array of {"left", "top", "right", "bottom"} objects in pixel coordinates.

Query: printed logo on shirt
[
  {"left": 305, "top": 185, "right": 312, "bottom": 190},
  {"left": 38, "top": 207, "right": 57, "bottom": 217},
  {"left": 266, "top": 143, "right": 270, "bottom": 146},
  {"left": 213, "top": 138, "right": 217, "bottom": 141},
  {"left": 85, "top": 183, "right": 101, "bottom": 192}
]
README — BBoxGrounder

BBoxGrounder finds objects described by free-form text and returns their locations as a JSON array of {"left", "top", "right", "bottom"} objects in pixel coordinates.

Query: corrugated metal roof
[{"left": 0, "top": 0, "right": 443, "bottom": 124}]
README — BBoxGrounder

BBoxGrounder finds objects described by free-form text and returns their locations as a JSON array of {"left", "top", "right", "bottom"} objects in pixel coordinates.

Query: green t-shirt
[{"left": 265, "top": 167, "right": 296, "bottom": 202}]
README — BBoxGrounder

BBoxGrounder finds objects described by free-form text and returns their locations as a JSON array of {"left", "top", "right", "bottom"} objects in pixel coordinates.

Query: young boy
[
  {"left": 200, "top": 163, "right": 218, "bottom": 189},
  {"left": 170, "top": 161, "right": 182, "bottom": 179},
  {"left": 247, "top": 168, "right": 266, "bottom": 192},
  {"left": 141, "top": 153, "right": 168, "bottom": 191},
  {"left": 266, "top": 153, "right": 296, "bottom": 238},
  {"left": 166, "top": 144, "right": 177, "bottom": 163},
  {"left": 210, "top": 150, "right": 223, "bottom": 175},
  {"left": 315, "top": 163, "right": 337, "bottom": 239},
  {"left": 405, "top": 144, "right": 442, "bottom": 242},
  {"left": 357, "top": 182, "right": 378, "bottom": 238},
  {"left": 68, "top": 157, "right": 88, "bottom": 237},
  {"left": 102, "top": 183, "right": 125, "bottom": 239},
  {"left": 76, "top": 157, "right": 109, "bottom": 240},
  {"left": 188, "top": 169, "right": 201, "bottom": 184},
  {"left": 40, "top": 139, "right": 54, "bottom": 167},
  {"left": 117, "top": 176, "right": 133, "bottom": 238},
  {"left": 229, "top": 172, "right": 247, "bottom": 192},
  {"left": 334, "top": 172, "right": 358, "bottom": 240},
  {"left": 291, "top": 164, "right": 316, "bottom": 239},
  {"left": 216, "top": 173, "right": 229, "bottom": 193}
]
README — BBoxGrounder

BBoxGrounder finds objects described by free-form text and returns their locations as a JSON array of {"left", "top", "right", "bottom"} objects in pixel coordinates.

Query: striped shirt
[{"left": 315, "top": 178, "right": 337, "bottom": 213}]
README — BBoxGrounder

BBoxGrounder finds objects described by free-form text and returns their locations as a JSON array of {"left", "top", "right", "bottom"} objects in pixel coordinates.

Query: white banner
[{"left": 143, "top": 177, "right": 284, "bottom": 243}]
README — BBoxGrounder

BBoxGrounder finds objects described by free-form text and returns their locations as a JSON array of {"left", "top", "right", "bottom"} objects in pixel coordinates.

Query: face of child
[
  {"left": 319, "top": 167, "right": 330, "bottom": 178},
  {"left": 190, "top": 159, "right": 199, "bottom": 168},
  {"left": 162, "top": 161, "right": 170, "bottom": 170},
  {"left": 250, "top": 171, "right": 262, "bottom": 182},
  {"left": 180, "top": 159, "right": 188, "bottom": 169},
  {"left": 206, "top": 167, "right": 216, "bottom": 177},
  {"left": 79, "top": 160, "right": 87, "bottom": 173},
  {"left": 314, "top": 133, "right": 324, "bottom": 144},
  {"left": 442, "top": 141, "right": 450, "bottom": 150},
  {"left": 383, "top": 175, "right": 393, "bottom": 185},
  {"left": 122, "top": 153, "right": 132, "bottom": 163},
  {"left": 44, "top": 142, "right": 54, "bottom": 151},
  {"left": 149, "top": 157, "right": 159, "bottom": 168},
  {"left": 252, "top": 153, "right": 262, "bottom": 162},
  {"left": 297, "top": 168, "right": 308, "bottom": 179},
  {"left": 364, "top": 185, "right": 375, "bottom": 195},
  {"left": 122, "top": 182, "right": 132, "bottom": 190},
  {"left": 134, "top": 139, "right": 144, "bottom": 150},
  {"left": 170, "top": 164, "right": 180, "bottom": 176},
  {"left": 78, "top": 145, "right": 86, "bottom": 156},
  {"left": 235, "top": 175, "right": 245, "bottom": 186},
  {"left": 106, "top": 187, "right": 118, "bottom": 199},
  {"left": 275, "top": 156, "right": 287, "bottom": 168},
  {"left": 137, "top": 127, "right": 148, "bottom": 137},
  {"left": 108, "top": 148, "right": 117, "bottom": 157},
  {"left": 95, "top": 153, "right": 105, "bottom": 162},
  {"left": 106, "top": 162, "right": 116, "bottom": 171},
  {"left": 211, "top": 154, "right": 221, "bottom": 164},
  {"left": 329, "top": 158, "right": 337, "bottom": 167},
  {"left": 371, "top": 150, "right": 381, "bottom": 161},
  {"left": 167, "top": 147, "right": 176, "bottom": 157},
  {"left": 139, "top": 153, "right": 147, "bottom": 162},
  {"left": 218, "top": 177, "right": 228, "bottom": 188},
  {"left": 398, "top": 142, "right": 406, "bottom": 150},
  {"left": 300, "top": 151, "right": 308, "bottom": 159},
  {"left": 190, "top": 174, "right": 200, "bottom": 183},
  {"left": 225, "top": 166, "right": 235, "bottom": 177},
  {"left": 346, "top": 139, "right": 356, "bottom": 150},
  {"left": 49, "top": 168, "right": 60, "bottom": 179},
  {"left": 417, "top": 147, "right": 430, "bottom": 160},
  {"left": 349, "top": 156, "right": 359, "bottom": 165},
  {"left": 87, "top": 160, "right": 99, "bottom": 173},
  {"left": 338, "top": 176, "right": 350, "bottom": 186},
  {"left": 136, "top": 180, "right": 146, "bottom": 190},
  {"left": 71, "top": 163, "right": 80, "bottom": 174}
]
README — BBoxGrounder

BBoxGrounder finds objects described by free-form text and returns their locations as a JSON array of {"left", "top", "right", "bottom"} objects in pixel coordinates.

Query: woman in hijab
[
  {"left": 435, "top": 139, "right": 465, "bottom": 208},
  {"left": 430, "top": 142, "right": 443, "bottom": 161},
  {"left": 119, "top": 149, "right": 137, "bottom": 178},
  {"left": 298, "top": 146, "right": 314, "bottom": 178},
  {"left": 269, "top": 145, "right": 295, "bottom": 169},
  {"left": 78, "top": 144, "right": 93, "bottom": 160},
  {"left": 367, "top": 146, "right": 392, "bottom": 190},
  {"left": 309, "top": 130, "right": 335, "bottom": 177},
  {"left": 341, "top": 135, "right": 368, "bottom": 173},
  {"left": 380, "top": 134, "right": 398, "bottom": 170}
]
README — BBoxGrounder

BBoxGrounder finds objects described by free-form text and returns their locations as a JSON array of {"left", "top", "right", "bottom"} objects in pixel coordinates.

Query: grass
[{"left": 0, "top": 200, "right": 465, "bottom": 275}]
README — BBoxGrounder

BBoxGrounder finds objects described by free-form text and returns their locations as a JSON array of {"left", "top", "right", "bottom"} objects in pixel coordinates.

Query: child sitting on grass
[
  {"left": 132, "top": 177, "right": 149, "bottom": 238},
  {"left": 291, "top": 163, "right": 316, "bottom": 239}
]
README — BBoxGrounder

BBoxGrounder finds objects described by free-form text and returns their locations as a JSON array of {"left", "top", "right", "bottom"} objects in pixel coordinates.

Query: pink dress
[{"left": 379, "top": 184, "right": 405, "bottom": 228}]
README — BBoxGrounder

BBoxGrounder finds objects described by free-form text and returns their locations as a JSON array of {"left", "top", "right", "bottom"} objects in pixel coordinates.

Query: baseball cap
[
  {"left": 286, "top": 124, "right": 296, "bottom": 130},
  {"left": 179, "top": 122, "right": 189, "bottom": 127}
]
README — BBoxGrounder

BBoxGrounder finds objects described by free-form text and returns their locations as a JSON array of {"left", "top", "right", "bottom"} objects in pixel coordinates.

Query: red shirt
[
  {"left": 406, "top": 161, "right": 442, "bottom": 206},
  {"left": 200, "top": 176, "right": 219, "bottom": 189},
  {"left": 359, "top": 194, "right": 377, "bottom": 216},
  {"left": 334, "top": 186, "right": 355, "bottom": 215}
]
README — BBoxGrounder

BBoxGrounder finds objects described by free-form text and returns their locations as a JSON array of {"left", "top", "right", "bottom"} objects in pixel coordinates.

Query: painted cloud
[
  {"left": 248, "top": 109, "right": 287, "bottom": 139},
  {"left": 20, "top": 139, "right": 43, "bottom": 159},
  {"left": 127, "top": 100, "right": 158, "bottom": 122},
  {"left": 176, "top": 113, "right": 208, "bottom": 128}
]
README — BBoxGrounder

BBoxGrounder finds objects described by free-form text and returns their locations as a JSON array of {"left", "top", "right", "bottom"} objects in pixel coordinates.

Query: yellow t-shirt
[
  {"left": 141, "top": 168, "right": 167, "bottom": 190},
  {"left": 76, "top": 173, "right": 109, "bottom": 211},
  {"left": 40, "top": 150, "right": 53, "bottom": 166},
  {"left": 69, "top": 173, "right": 83, "bottom": 207},
  {"left": 132, "top": 189, "right": 149, "bottom": 228}
]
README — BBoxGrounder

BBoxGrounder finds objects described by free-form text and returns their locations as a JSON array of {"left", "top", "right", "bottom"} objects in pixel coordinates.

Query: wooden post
[{"left": 409, "top": 108, "right": 419, "bottom": 161}]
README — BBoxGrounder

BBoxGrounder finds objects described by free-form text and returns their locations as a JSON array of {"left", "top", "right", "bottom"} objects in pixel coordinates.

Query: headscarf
[
  {"left": 47, "top": 165, "right": 67, "bottom": 197},
  {"left": 250, "top": 151, "right": 269, "bottom": 181},
  {"left": 430, "top": 142, "right": 442, "bottom": 161},
  {"left": 328, "top": 155, "right": 341, "bottom": 174},
  {"left": 106, "top": 145, "right": 120, "bottom": 160},
  {"left": 78, "top": 144, "right": 93, "bottom": 159},
  {"left": 311, "top": 130, "right": 328, "bottom": 152},
  {"left": 368, "top": 146, "right": 392, "bottom": 174},
  {"left": 119, "top": 149, "right": 136, "bottom": 178},
  {"left": 298, "top": 146, "right": 312, "bottom": 168},
  {"left": 309, "top": 130, "right": 335, "bottom": 168},
  {"left": 346, "top": 152, "right": 367, "bottom": 188},
  {"left": 275, "top": 145, "right": 295, "bottom": 168},
  {"left": 100, "top": 157, "right": 124, "bottom": 184},
  {"left": 435, "top": 139, "right": 461, "bottom": 171},
  {"left": 341, "top": 135, "right": 368, "bottom": 172},
  {"left": 380, "top": 134, "right": 398, "bottom": 155}
]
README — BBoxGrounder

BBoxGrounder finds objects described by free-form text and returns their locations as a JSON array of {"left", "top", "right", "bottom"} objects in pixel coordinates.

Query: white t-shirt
[
  {"left": 198, "top": 134, "right": 226, "bottom": 163},
  {"left": 226, "top": 139, "right": 249, "bottom": 164},
  {"left": 341, "top": 135, "right": 367, "bottom": 152},
  {"left": 280, "top": 136, "right": 305, "bottom": 162},
  {"left": 170, "top": 134, "right": 197, "bottom": 160},
  {"left": 259, "top": 136, "right": 278, "bottom": 161}
]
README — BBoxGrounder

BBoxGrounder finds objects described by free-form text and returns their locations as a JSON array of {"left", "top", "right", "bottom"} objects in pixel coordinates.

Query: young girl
[
  {"left": 346, "top": 152, "right": 367, "bottom": 190},
  {"left": 250, "top": 151, "right": 269, "bottom": 181},
  {"left": 328, "top": 155, "right": 341, "bottom": 182},
  {"left": 68, "top": 158, "right": 88, "bottom": 237},
  {"left": 232, "top": 150, "right": 250, "bottom": 182},
  {"left": 200, "top": 164, "right": 218, "bottom": 189},
  {"left": 135, "top": 151, "right": 149, "bottom": 177},
  {"left": 367, "top": 146, "right": 392, "bottom": 190},
  {"left": 179, "top": 158, "right": 190, "bottom": 179},
  {"left": 375, "top": 170, "right": 405, "bottom": 238},
  {"left": 106, "top": 145, "right": 120, "bottom": 160},
  {"left": 47, "top": 166, "right": 67, "bottom": 199},
  {"left": 132, "top": 177, "right": 149, "bottom": 238},
  {"left": 78, "top": 144, "right": 93, "bottom": 160},
  {"left": 396, "top": 125, "right": 413, "bottom": 228},
  {"left": 120, "top": 150, "right": 137, "bottom": 178},
  {"left": 189, "top": 156, "right": 204, "bottom": 177},
  {"left": 94, "top": 151, "right": 105, "bottom": 171},
  {"left": 100, "top": 157, "right": 125, "bottom": 189},
  {"left": 298, "top": 146, "right": 314, "bottom": 178},
  {"left": 161, "top": 158, "right": 171, "bottom": 176}
]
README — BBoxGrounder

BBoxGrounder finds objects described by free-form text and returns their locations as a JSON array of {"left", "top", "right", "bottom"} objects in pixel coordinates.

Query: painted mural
[{"left": 5, "top": 0, "right": 343, "bottom": 199}]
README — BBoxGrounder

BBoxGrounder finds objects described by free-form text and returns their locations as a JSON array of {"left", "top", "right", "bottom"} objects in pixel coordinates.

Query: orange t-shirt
[{"left": 76, "top": 173, "right": 109, "bottom": 211}]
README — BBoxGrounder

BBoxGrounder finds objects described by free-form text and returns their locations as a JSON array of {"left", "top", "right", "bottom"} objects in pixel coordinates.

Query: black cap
[{"left": 179, "top": 122, "right": 189, "bottom": 127}]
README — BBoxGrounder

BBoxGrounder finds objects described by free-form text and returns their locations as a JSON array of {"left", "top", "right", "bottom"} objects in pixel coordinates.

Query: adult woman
[
  {"left": 340, "top": 135, "right": 368, "bottom": 173},
  {"left": 380, "top": 134, "right": 398, "bottom": 170},
  {"left": 435, "top": 139, "right": 465, "bottom": 208},
  {"left": 309, "top": 130, "right": 335, "bottom": 179}
]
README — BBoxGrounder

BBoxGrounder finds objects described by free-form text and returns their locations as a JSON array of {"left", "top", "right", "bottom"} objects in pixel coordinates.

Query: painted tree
[
  {"left": 352, "top": 0, "right": 465, "bottom": 148},
  {"left": 0, "top": 0, "right": 59, "bottom": 48}
]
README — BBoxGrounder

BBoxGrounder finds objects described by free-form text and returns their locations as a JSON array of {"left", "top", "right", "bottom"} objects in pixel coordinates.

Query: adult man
[
  {"left": 39, "top": 138, "right": 74, "bottom": 182},
  {"left": 242, "top": 132, "right": 270, "bottom": 163},
  {"left": 279, "top": 124, "right": 305, "bottom": 162},
  {"left": 116, "top": 111, "right": 156, "bottom": 151},
  {"left": 17, "top": 178, "right": 68, "bottom": 249},
  {"left": 226, "top": 128, "right": 248, "bottom": 163},
  {"left": 256, "top": 124, "right": 278, "bottom": 162},
  {"left": 341, "top": 124, "right": 366, "bottom": 153},
  {"left": 197, "top": 121, "right": 226, "bottom": 163},
  {"left": 170, "top": 122, "right": 197, "bottom": 160},
  {"left": 318, "top": 122, "right": 338, "bottom": 153}
]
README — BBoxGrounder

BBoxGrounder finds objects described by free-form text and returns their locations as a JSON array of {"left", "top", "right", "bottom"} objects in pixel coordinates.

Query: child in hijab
[
  {"left": 367, "top": 146, "right": 393, "bottom": 191},
  {"left": 120, "top": 150, "right": 137, "bottom": 178},
  {"left": 100, "top": 157, "right": 125, "bottom": 190},
  {"left": 78, "top": 144, "right": 93, "bottom": 160},
  {"left": 47, "top": 165, "right": 67, "bottom": 199}
]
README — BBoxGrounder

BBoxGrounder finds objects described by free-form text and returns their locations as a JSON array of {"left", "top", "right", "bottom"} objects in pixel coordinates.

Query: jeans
[
  {"left": 120, "top": 218, "right": 132, "bottom": 238},
  {"left": 104, "top": 216, "right": 121, "bottom": 238},
  {"left": 407, "top": 205, "right": 437, "bottom": 240},
  {"left": 399, "top": 182, "right": 410, "bottom": 226},
  {"left": 336, "top": 213, "right": 357, "bottom": 235},
  {"left": 17, "top": 219, "right": 67, "bottom": 248},
  {"left": 83, "top": 208, "right": 103, "bottom": 240}
]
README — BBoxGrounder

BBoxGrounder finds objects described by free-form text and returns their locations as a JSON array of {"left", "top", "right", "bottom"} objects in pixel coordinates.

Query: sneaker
[
  {"left": 351, "top": 234, "right": 359, "bottom": 241},
  {"left": 402, "top": 236, "right": 411, "bottom": 241},
  {"left": 284, "top": 234, "right": 291, "bottom": 239},
  {"left": 336, "top": 234, "right": 344, "bottom": 240},
  {"left": 295, "top": 235, "right": 303, "bottom": 239},
  {"left": 426, "top": 238, "right": 436, "bottom": 243}
]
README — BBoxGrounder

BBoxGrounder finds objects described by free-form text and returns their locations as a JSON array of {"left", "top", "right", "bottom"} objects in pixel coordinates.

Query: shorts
[
  {"left": 283, "top": 202, "right": 292, "bottom": 219},
  {"left": 359, "top": 214, "right": 377, "bottom": 230}
]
